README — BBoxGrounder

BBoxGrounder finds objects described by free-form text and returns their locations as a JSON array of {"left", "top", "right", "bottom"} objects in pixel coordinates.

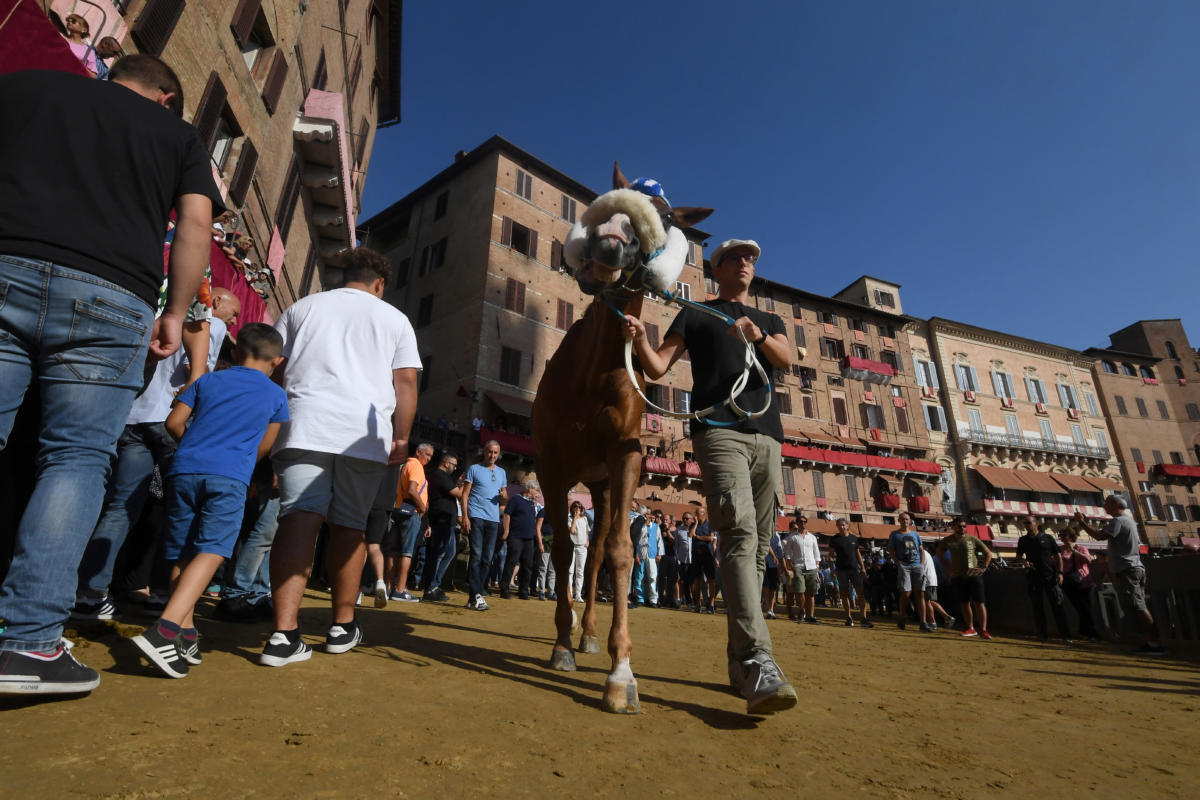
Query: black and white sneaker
[
  {"left": 0, "top": 639, "right": 101, "bottom": 695},
  {"left": 467, "top": 594, "right": 489, "bottom": 611},
  {"left": 325, "top": 621, "right": 362, "bottom": 654},
  {"left": 132, "top": 625, "right": 189, "bottom": 679},
  {"left": 179, "top": 633, "right": 202, "bottom": 666},
  {"left": 70, "top": 595, "right": 117, "bottom": 621},
  {"left": 259, "top": 632, "right": 312, "bottom": 667}
]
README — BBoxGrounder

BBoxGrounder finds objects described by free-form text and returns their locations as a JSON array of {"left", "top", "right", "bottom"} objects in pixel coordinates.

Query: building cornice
[{"left": 929, "top": 317, "right": 1093, "bottom": 370}]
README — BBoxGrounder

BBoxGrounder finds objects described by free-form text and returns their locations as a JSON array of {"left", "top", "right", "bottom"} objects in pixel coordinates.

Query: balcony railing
[{"left": 960, "top": 429, "right": 1110, "bottom": 460}]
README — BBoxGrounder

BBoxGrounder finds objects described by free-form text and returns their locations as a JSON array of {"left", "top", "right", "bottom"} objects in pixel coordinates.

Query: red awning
[
  {"left": 972, "top": 466, "right": 1032, "bottom": 492},
  {"left": 486, "top": 391, "right": 534, "bottom": 418},
  {"left": 1083, "top": 475, "right": 1125, "bottom": 492},
  {"left": 1051, "top": 473, "right": 1104, "bottom": 493},
  {"left": 641, "top": 456, "right": 681, "bottom": 476},
  {"left": 1016, "top": 471, "right": 1069, "bottom": 495},
  {"left": 1154, "top": 463, "right": 1200, "bottom": 479},
  {"left": 966, "top": 524, "right": 993, "bottom": 541},
  {"left": 478, "top": 427, "right": 535, "bottom": 457},
  {"left": 680, "top": 461, "right": 701, "bottom": 478}
]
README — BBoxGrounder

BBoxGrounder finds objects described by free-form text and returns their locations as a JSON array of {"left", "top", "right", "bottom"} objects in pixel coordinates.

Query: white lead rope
[{"left": 619, "top": 292, "right": 773, "bottom": 425}]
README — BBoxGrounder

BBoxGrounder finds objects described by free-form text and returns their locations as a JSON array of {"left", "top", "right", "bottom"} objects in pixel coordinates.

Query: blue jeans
[
  {"left": 421, "top": 518, "right": 456, "bottom": 591},
  {"left": 222, "top": 495, "right": 279, "bottom": 602},
  {"left": 467, "top": 517, "right": 500, "bottom": 599},
  {"left": 75, "top": 421, "right": 177, "bottom": 599},
  {"left": 0, "top": 256, "right": 152, "bottom": 651},
  {"left": 631, "top": 557, "right": 646, "bottom": 602},
  {"left": 162, "top": 473, "right": 247, "bottom": 560}
]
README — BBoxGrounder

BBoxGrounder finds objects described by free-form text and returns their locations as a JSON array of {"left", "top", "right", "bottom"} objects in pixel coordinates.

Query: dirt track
[{"left": 3, "top": 591, "right": 1197, "bottom": 799}]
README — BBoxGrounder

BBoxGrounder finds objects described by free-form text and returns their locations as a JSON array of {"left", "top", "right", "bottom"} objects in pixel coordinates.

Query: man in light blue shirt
[{"left": 460, "top": 440, "right": 508, "bottom": 611}]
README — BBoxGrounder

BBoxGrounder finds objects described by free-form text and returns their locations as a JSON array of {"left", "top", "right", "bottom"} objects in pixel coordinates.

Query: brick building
[
  {"left": 924, "top": 318, "right": 1124, "bottom": 551},
  {"left": 45, "top": 0, "right": 403, "bottom": 318},
  {"left": 359, "top": 137, "right": 949, "bottom": 533},
  {"left": 1086, "top": 320, "right": 1200, "bottom": 548}
]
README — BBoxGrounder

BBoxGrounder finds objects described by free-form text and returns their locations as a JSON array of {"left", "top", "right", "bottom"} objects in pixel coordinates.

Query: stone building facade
[
  {"left": 48, "top": 0, "right": 403, "bottom": 318},
  {"left": 925, "top": 318, "right": 1124, "bottom": 549},
  {"left": 1086, "top": 320, "right": 1200, "bottom": 548}
]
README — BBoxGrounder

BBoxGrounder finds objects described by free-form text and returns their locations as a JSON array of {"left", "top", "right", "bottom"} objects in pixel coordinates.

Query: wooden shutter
[
  {"left": 550, "top": 240, "right": 563, "bottom": 269},
  {"left": 515, "top": 281, "right": 525, "bottom": 314},
  {"left": 132, "top": 0, "right": 186, "bottom": 56},
  {"left": 501, "top": 217, "right": 513, "bottom": 246},
  {"left": 276, "top": 158, "right": 302, "bottom": 243},
  {"left": 672, "top": 388, "right": 683, "bottom": 413},
  {"left": 526, "top": 228, "right": 538, "bottom": 261},
  {"left": 227, "top": 139, "right": 258, "bottom": 206},
  {"left": 644, "top": 322, "right": 660, "bottom": 350},
  {"left": 192, "top": 72, "right": 226, "bottom": 152},
  {"left": 350, "top": 47, "right": 363, "bottom": 97},
  {"left": 230, "top": 0, "right": 261, "bottom": 47},
  {"left": 261, "top": 51, "right": 289, "bottom": 114}
]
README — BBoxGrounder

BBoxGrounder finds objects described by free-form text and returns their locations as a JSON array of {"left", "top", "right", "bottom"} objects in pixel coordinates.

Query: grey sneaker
[{"left": 729, "top": 653, "right": 798, "bottom": 715}]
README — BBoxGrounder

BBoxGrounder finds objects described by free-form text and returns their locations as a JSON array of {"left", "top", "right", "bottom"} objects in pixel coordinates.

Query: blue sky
[{"left": 361, "top": 1, "right": 1200, "bottom": 352}]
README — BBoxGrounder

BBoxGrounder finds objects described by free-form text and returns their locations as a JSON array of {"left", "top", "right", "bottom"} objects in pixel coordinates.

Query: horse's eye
[{"left": 659, "top": 211, "right": 674, "bottom": 230}]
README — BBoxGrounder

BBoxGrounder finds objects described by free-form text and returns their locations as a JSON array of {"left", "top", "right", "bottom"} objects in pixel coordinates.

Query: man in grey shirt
[{"left": 1074, "top": 496, "right": 1163, "bottom": 655}]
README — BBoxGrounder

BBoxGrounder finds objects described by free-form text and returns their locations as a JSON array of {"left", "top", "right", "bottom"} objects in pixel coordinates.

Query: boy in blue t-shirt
[{"left": 132, "top": 324, "right": 289, "bottom": 679}]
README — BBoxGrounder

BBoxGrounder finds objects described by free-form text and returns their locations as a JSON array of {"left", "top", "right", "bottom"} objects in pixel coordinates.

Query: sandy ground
[{"left": 2, "top": 590, "right": 1197, "bottom": 799}]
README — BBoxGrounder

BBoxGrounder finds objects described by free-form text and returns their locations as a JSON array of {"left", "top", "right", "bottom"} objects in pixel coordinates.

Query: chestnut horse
[{"left": 532, "top": 164, "right": 711, "bottom": 713}]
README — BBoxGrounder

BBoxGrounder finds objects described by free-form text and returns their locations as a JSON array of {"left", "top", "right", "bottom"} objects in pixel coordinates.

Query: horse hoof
[
  {"left": 601, "top": 679, "right": 641, "bottom": 714},
  {"left": 549, "top": 647, "right": 576, "bottom": 672},
  {"left": 578, "top": 635, "right": 601, "bottom": 654}
]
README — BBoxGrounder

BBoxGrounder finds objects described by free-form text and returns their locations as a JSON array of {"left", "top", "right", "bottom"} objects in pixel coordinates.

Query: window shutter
[
  {"left": 501, "top": 217, "right": 513, "bottom": 246},
  {"left": 644, "top": 322, "right": 660, "bottom": 350},
  {"left": 227, "top": 139, "right": 258, "bottom": 206},
  {"left": 954, "top": 365, "right": 966, "bottom": 390},
  {"left": 990, "top": 371, "right": 1002, "bottom": 396},
  {"left": 938, "top": 407, "right": 948, "bottom": 431},
  {"left": 914, "top": 358, "right": 926, "bottom": 387},
  {"left": 192, "top": 72, "right": 226, "bottom": 152},
  {"left": 516, "top": 281, "right": 526, "bottom": 314},
  {"left": 132, "top": 0, "right": 186, "bottom": 57},
  {"left": 1057, "top": 384, "right": 1068, "bottom": 407},
  {"left": 929, "top": 364, "right": 940, "bottom": 390},
  {"left": 1025, "top": 377, "right": 1036, "bottom": 402},
  {"left": 968, "top": 367, "right": 979, "bottom": 391},
  {"left": 564, "top": 302, "right": 573, "bottom": 327},
  {"left": 230, "top": 0, "right": 261, "bottom": 47},
  {"left": 276, "top": 157, "right": 302, "bottom": 243},
  {"left": 262, "top": 50, "right": 289, "bottom": 114},
  {"left": 527, "top": 228, "right": 538, "bottom": 261},
  {"left": 505, "top": 278, "right": 516, "bottom": 311},
  {"left": 551, "top": 240, "right": 563, "bottom": 269},
  {"left": 354, "top": 118, "right": 369, "bottom": 165}
]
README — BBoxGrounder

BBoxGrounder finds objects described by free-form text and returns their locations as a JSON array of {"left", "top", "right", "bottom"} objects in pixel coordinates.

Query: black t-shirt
[
  {"left": 665, "top": 299, "right": 785, "bottom": 439},
  {"left": 1017, "top": 532, "right": 1060, "bottom": 583},
  {"left": 830, "top": 534, "right": 861, "bottom": 571},
  {"left": 0, "top": 71, "right": 223, "bottom": 309},
  {"left": 427, "top": 468, "right": 458, "bottom": 525}
]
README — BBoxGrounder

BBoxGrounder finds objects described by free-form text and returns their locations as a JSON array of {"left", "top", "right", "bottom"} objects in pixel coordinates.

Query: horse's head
[{"left": 566, "top": 163, "right": 713, "bottom": 297}]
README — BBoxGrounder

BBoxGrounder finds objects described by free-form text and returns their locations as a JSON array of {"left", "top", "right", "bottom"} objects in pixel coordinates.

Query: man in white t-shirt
[{"left": 259, "top": 249, "right": 421, "bottom": 667}]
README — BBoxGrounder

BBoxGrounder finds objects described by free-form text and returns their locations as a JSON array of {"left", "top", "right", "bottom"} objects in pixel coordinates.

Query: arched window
[
  {"left": 1121, "top": 363, "right": 1136, "bottom": 376},
  {"left": 1101, "top": 360, "right": 1116, "bottom": 374},
  {"left": 1165, "top": 341, "right": 1179, "bottom": 360},
  {"left": 1175, "top": 365, "right": 1185, "bottom": 380},
  {"left": 1140, "top": 366, "right": 1156, "bottom": 380}
]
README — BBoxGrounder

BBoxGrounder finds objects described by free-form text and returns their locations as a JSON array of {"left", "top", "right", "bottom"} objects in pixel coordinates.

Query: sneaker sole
[
  {"left": 131, "top": 635, "right": 188, "bottom": 679},
  {"left": 325, "top": 628, "right": 363, "bottom": 655},
  {"left": 259, "top": 645, "right": 313, "bottom": 667},
  {"left": 747, "top": 685, "right": 799, "bottom": 715},
  {"left": 373, "top": 587, "right": 388, "bottom": 609},
  {"left": 69, "top": 609, "right": 116, "bottom": 621},
  {"left": 0, "top": 675, "right": 101, "bottom": 694}
]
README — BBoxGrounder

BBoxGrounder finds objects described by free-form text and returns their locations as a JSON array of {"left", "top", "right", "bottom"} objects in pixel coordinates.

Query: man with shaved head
[{"left": 73, "top": 282, "right": 235, "bottom": 620}]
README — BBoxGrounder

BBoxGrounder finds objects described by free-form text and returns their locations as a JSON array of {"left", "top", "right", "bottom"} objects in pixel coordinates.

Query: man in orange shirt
[{"left": 388, "top": 443, "right": 432, "bottom": 601}]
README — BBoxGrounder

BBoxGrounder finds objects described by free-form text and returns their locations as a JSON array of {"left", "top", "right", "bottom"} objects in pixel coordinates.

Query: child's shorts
[{"left": 164, "top": 473, "right": 248, "bottom": 561}]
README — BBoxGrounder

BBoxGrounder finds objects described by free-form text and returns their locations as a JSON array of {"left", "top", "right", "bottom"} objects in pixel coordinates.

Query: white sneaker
[
  {"left": 729, "top": 653, "right": 798, "bottom": 715},
  {"left": 373, "top": 581, "right": 388, "bottom": 609},
  {"left": 468, "top": 594, "right": 489, "bottom": 611}
]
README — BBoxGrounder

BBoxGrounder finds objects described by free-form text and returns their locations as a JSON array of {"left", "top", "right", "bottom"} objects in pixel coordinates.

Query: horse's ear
[
  {"left": 612, "top": 161, "right": 630, "bottom": 190},
  {"left": 671, "top": 206, "right": 714, "bottom": 228}
]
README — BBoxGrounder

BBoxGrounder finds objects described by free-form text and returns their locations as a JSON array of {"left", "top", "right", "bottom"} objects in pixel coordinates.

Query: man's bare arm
[
  {"left": 154, "top": 193, "right": 212, "bottom": 359},
  {"left": 623, "top": 320, "right": 687, "bottom": 381},
  {"left": 389, "top": 367, "right": 418, "bottom": 465}
]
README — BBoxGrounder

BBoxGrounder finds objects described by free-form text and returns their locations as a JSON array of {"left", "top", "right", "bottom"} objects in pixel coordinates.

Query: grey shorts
[
  {"left": 274, "top": 448, "right": 388, "bottom": 530},
  {"left": 789, "top": 568, "right": 820, "bottom": 595},
  {"left": 1113, "top": 566, "right": 1148, "bottom": 613},
  {"left": 897, "top": 564, "right": 927, "bottom": 593},
  {"left": 837, "top": 569, "right": 864, "bottom": 594}
]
